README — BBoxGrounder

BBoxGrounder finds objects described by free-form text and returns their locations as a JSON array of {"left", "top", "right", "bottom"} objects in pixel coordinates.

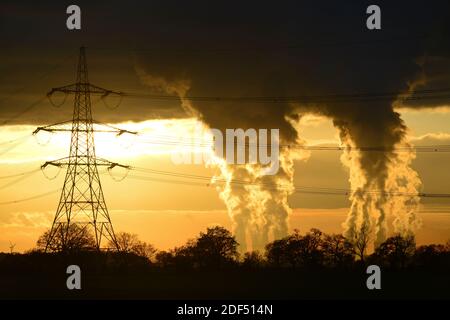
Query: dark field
[{"left": 1, "top": 264, "right": 448, "bottom": 300}]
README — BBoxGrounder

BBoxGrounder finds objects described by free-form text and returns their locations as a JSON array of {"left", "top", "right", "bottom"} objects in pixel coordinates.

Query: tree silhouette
[
  {"left": 293, "top": 228, "right": 324, "bottom": 268},
  {"left": 170, "top": 240, "right": 198, "bottom": 270},
  {"left": 242, "top": 251, "right": 265, "bottom": 269},
  {"left": 109, "top": 232, "right": 156, "bottom": 260},
  {"left": 31, "top": 225, "right": 450, "bottom": 274},
  {"left": 157, "top": 227, "right": 239, "bottom": 270},
  {"left": 265, "top": 229, "right": 325, "bottom": 268},
  {"left": 193, "top": 226, "right": 239, "bottom": 268},
  {"left": 322, "top": 234, "right": 354, "bottom": 268},
  {"left": 131, "top": 241, "right": 157, "bottom": 261},
  {"left": 413, "top": 244, "right": 447, "bottom": 269},
  {"left": 155, "top": 250, "right": 174, "bottom": 268},
  {"left": 374, "top": 234, "right": 416, "bottom": 269},
  {"left": 284, "top": 230, "right": 304, "bottom": 268},
  {"left": 349, "top": 222, "right": 372, "bottom": 263},
  {"left": 36, "top": 224, "right": 96, "bottom": 253},
  {"left": 265, "top": 238, "right": 288, "bottom": 268},
  {"left": 112, "top": 232, "right": 139, "bottom": 253}
]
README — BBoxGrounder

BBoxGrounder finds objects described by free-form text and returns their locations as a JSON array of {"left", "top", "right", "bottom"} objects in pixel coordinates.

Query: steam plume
[{"left": 133, "top": 1, "right": 449, "bottom": 250}]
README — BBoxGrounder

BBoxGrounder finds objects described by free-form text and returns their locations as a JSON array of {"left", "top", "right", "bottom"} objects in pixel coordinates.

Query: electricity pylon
[{"left": 34, "top": 47, "right": 134, "bottom": 251}]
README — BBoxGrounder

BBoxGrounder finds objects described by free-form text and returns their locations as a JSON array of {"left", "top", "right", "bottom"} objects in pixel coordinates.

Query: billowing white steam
[
  {"left": 136, "top": 64, "right": 424, "bottom": 252},
  {"left": 212, "top": 144, "right": 308, "bottom": 251},
  {"left": 339, "top": 133, "right": 422, "bottom": 247},
  {"left": 386, "top": 141, "right": 422, "bottom": 237}
]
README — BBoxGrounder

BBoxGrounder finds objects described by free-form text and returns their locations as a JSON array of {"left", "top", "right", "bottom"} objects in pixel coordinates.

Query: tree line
[{"left": 17, "top": 224, "right": 449, "bottom": 272}]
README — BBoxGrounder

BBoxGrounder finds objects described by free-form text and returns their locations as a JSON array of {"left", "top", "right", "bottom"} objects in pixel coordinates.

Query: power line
[
  {"left": 0, "top": 51, "right": 76, "bottom": 105},
  {"left": 112, "top": 171, "right": 450, "bottom": 198},
  {"left": 108, "top": 166, "right": 450, "bottom": 199},
  {"left": 0, "top": 168, "right": 41, "bottom": 180},
  {"left": 135, "top": 136, "right": 450, "bottom": 153},
  {"left": 90, "top": 33, "right": 444, "bottom": 54},
  {"left": 0, "top": 188, "right": 61, "bottom": 206},
  {"left": 46, "top": 81, "right": 450, "bottom": 104},
  {"left": 0, "top": 53, "right": 77, "bottom": 127},
  {"left": 0, "top": 163, "right": 447, "bottom": 208},
  {"left": 0, "top": 169, "right": 40, "bottom": 190},
  {"left": 0, "top": 136, "right": 32, "bottom": 156},
  {"left": 115, "top": 87, "right": 450, "bottom": 104},
  {"left": 0, "top": 134, "right": 31, "bottom": 146},
  {"left": 4, "top": 126, "right": 449, "bottom": 156},
  {"left": 0, "top": 96, "right": 47, "bottom": 127}
]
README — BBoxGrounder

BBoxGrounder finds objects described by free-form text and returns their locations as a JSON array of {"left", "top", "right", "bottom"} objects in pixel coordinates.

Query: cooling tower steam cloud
[{"left": 134, "top": 1, "right": 450, "bottom": 250}]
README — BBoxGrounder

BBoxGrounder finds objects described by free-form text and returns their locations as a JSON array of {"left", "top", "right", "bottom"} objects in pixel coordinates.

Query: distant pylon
[{"left": 36, "top": 47, "right": 133, "bottom": 251}]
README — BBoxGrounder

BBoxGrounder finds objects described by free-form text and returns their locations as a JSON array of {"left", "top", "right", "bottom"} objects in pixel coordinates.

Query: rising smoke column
[
  {"left": 135, "top": 65, "right": 310, "bottom": 251},
  {"left": 132, "top": 1, "right": 449, "bottom": 251},
  {"left": 335, "top": 107, "right": 407, "bottom": 246},
  {"left": 135, "top": 60, "right": 430, "bottom": 251},
  {"left": 295, "top": 101, "right": 422, "bottom": 246},
  {"left": 201, "top": 117, "right": 308, "bottom": 252},
  {"left": 135, "top": 57, "right": 431, "bottom": 251},
  {"left": 213, "top": 143, "right": 307, "bottom": 251},
  {"left": 385, "top": 141, "right": 422, "bottom": 237}
]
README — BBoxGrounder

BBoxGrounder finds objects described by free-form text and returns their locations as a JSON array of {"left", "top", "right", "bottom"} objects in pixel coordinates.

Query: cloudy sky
[{"left": 1, "top": 1, "right": 449, "bottom": 252}]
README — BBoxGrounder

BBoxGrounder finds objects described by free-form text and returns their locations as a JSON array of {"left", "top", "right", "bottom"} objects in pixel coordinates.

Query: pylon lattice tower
[{"left": 35, "top": 47, "right": 133, "bottom": 251}]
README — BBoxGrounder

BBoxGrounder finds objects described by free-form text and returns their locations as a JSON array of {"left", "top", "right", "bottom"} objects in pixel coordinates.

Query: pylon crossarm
[
  {"left": 42, "top": 156, "right": 129, "bottom": 169},
  {"left": 40, "top": 157, "right": 70, "bottom": 169},
  {"left": 47, "top": 83, "right": 76, "bottom": 95},
  {"left": 33, "top": 120, "right": 72, "bottom": 135},
  {"left": 92, "top": 121, "right": 138, "bottom": 136},
  {"left": 33, "top": 120, "right": 137, "bottom": 135},
  {"left": 89, "top": 84, "right": 122, "bottom": 96},
  {"left": 95, "top": 157, "right": 131, "bottom": 169},
  {"left": 48, "top": 83, "right": 121, "bottom": 95},
  {"left": 107, "top": 162, "right": 131, "bottom": 170}
]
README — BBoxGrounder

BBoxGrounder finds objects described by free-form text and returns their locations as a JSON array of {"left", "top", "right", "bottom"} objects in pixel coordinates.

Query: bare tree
[
  {"left": 36, "top": 224, "right": 96, "bottom": 253},
  {"left": 322, "top": 234, "right": 354, "bottom": 267},
  {"left": 112, "top": 232, "right": 140, "bottom": 253},
  {"left": 109, "top": 232, "right": 156, "bottom": 260},
  {"left": 287, "top": 228, "right": 324, "bottom": 268},
  {"left": 265, "top": 229, "right": 325, "bottom": 268},
  {"left": 132, "top": 241, "right": 157, "bottom": 261},
  {"left": 350, "top": 222, "right": 372, "bottom": 263},
  {"left": 375, "top": 234, "right": 416, "bottom": 268}
]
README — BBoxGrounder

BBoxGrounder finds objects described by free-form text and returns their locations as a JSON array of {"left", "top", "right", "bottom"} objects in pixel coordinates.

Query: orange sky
[{"left": 1, "top": 113, "right": 450, "bottom": 252}]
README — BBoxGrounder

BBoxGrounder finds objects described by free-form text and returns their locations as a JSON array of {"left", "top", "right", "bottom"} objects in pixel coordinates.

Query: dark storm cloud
[
  {"left": 130, "top": 1, "right": 449, "bottom": 143},
  {"left": 0, "top": 0, "right": 449, "bottom": 127}
]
